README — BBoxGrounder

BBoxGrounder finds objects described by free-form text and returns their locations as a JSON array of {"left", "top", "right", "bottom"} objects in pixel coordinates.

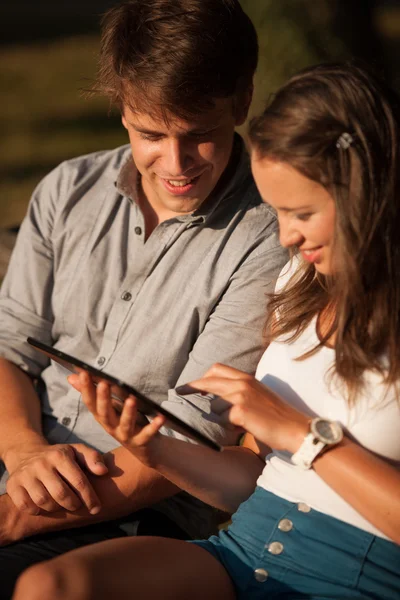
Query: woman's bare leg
[{"left": 12, "top": 536, "right": 236, "bottom": 600}]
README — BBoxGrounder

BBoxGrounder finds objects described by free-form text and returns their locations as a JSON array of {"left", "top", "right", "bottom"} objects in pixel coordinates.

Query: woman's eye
[{"left": 296, "top": 213, "right": 312, "bottom": 221}]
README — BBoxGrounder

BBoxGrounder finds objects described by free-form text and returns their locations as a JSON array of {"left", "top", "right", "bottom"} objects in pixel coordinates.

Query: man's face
[{"left": 122, "top": 97, "right": 248, "bottom": 217}]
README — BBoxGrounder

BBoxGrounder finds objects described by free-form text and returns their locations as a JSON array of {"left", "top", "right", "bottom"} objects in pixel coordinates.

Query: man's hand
[{"left": 4, "top": 442, "right": 108, "bottom": 516}]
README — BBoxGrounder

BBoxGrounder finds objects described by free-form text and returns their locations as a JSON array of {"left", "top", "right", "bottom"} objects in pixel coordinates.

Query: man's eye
[
  {"left": 139, "top": 133, "right": 161, "bottom": 142},
  {"left": 189, "top": 130, "right": 212, "bottom": 140}
]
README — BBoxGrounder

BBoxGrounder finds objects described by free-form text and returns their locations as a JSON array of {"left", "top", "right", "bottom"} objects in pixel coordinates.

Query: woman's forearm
[
  {"left": 314, "top": 437, "right": 400, "bottom": 544},
  {"left": 150, "top": 437, "right": 264, "bottom": 513}
]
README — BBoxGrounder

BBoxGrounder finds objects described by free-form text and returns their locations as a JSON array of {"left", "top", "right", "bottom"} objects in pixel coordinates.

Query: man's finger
[
  {"left": 23, "top": 478, "right": 61, "bottom": 513},
  {"left": 40, "top": 471, "right": 83, "bottom": 512},
  {"left": 7, "top": 485, "right": 41, "bottom": 516},
  {"left": 57, "top": 458, "right": 102, "bottom": 515}
]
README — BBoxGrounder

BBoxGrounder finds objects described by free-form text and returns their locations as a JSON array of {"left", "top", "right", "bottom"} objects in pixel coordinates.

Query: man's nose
[{"left": 165, "top": 138, "right": 193, "bottom": 175}]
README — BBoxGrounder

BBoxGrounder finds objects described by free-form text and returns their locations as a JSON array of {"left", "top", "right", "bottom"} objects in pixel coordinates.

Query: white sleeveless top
[{"left": 256, "top": 260, "right": 400, "bottom": 540}]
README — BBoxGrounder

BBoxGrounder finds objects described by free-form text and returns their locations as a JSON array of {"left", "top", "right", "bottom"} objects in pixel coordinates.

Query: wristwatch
[{"left": 291, "top": 417, "right": 343, "bottom": 470}]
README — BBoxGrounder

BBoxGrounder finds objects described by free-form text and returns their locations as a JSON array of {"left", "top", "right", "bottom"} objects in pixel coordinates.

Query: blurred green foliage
[{"left": 0, "top": 0, "right": 398, "bottom": 227}]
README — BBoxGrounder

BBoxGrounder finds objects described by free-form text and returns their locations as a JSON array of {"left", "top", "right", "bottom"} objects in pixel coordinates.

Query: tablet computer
[{"left": 27, "top": 337, "right": 222, "bottom": 452}]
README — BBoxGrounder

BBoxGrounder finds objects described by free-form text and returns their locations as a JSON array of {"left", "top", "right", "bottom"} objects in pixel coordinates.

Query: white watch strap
[{"left": 291, "top": 433, "right": 325, "bottom": 470}]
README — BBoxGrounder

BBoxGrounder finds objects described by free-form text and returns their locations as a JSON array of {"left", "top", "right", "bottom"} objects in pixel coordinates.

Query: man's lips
[{"left": 160, "top": 172, "right": 204, "bottom": 195}]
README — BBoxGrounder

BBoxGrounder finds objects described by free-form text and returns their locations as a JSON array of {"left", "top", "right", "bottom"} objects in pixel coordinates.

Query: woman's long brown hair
[{"left": 249, "top": 63, "right": 400, "bottom": 403}]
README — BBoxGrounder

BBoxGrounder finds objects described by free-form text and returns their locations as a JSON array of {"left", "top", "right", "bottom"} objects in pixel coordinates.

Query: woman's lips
[{"left": 301, "top": 247, "right": 323, "bottom": 263}]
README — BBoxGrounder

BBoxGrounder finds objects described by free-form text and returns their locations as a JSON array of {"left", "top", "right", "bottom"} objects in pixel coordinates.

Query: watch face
[{"left": 312, "top": 418, "right": 343, "bottom": 444}]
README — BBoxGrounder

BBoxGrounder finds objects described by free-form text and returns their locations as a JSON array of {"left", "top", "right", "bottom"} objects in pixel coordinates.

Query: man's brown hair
[{"left": 92, "top": 0, "right": 258, "bottom": 120}]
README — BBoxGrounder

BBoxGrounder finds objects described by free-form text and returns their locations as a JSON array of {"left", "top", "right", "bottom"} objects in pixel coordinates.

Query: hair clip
[{"left": 336, "top": 132, "right": 353, "bottom": 150}]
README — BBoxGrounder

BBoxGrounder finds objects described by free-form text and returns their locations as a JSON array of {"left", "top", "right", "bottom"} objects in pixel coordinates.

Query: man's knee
[{"left": 13, "top": 560, "right": 89, "bottom": 600}]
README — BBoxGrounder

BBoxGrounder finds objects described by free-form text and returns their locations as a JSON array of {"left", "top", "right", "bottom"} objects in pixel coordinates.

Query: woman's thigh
[{"left": 13, "top": 536, "right": 236, "bottom": 600}]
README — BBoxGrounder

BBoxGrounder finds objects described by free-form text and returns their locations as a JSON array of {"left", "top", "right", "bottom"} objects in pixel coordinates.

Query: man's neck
[{"left": 136, "top": 176, "right": 173, "bottom": 240}]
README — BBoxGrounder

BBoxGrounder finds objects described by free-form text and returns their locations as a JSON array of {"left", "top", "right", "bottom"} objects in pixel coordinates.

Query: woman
[{"left": 13, "top": 63, "right": 400, "bottom": 600}]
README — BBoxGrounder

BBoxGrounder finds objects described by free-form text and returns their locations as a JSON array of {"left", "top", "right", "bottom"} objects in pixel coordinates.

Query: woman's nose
[{"left": 279, "top": 221, "right": 303, "bottom": 248}]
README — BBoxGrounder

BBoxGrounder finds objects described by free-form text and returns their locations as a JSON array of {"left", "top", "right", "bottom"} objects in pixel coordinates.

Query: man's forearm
[
  {"left": 1, "top": 445, "right": 180, "bottom": 545},
  {"left": 0, "top": 358, "right": 45, "bottom": 463}
]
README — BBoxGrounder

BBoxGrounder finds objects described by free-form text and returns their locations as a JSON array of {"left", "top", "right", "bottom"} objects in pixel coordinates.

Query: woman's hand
[
  {"left": 178, "top": 363, "right": 309, "bottom": 453},
  {"left": 68, "top": 372, "right": 166, "bottom": 465}
]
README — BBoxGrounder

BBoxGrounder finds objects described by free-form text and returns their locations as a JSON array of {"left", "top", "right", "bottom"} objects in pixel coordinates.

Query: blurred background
[{"left": 1, "top": 0, "right": 400, "bottom": 237}]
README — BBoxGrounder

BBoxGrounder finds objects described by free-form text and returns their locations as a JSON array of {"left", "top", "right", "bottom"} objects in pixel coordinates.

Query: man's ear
[
  {"left": 121, "top": 113, "right": 128, "bottom": 130},
  {"left": 234, "top": 81, "right": 254, "bottom": 126}
]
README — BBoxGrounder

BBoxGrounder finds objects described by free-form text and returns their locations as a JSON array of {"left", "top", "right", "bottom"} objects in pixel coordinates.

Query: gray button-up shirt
[{"left": 0, "top": 136, "right": 287, "bottom": 536}]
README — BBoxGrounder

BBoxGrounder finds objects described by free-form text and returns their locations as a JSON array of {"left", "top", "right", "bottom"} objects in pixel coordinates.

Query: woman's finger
[
  {"left": 202, "top": 363, "right": 251, "bottom": 380},
  {"left": 67, "top": 374, "right": 81, "bottom": 391},
  {"left": 118, "top": 397, "right": 138, "bottom": 440},
  {"left": 78, "top": 371, "right": 98, "bottom": 413},
  {"left": 177, "top": 376, "right": 245, "bottom": 402},
  {"left": 95, "top": 381, "right": 120, "bottom": 429},
  {"left": 130, "top": 415, "right": 166, "bottom": 447}
]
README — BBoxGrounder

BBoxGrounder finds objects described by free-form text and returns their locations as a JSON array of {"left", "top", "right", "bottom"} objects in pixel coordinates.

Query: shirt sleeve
[
  {"left": 161, "top": 238, "right": 288, "bottom": 446},
  {"left": 0, "top": 169, "right": 60, "bottom": 376}
]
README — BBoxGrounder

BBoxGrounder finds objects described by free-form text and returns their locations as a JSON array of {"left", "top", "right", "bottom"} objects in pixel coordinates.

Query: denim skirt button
[
  {"left": 297, "top": 502, "right": 311, "bottom": 513},
  {"left": 278, "top": 518, "right": 293, "bottom": 532},
  {"left": 254, "top": 568, "right": 269, "bottom": 582},
  {"left": 268, "top": 541, "right": 284, "bottom": 555}
]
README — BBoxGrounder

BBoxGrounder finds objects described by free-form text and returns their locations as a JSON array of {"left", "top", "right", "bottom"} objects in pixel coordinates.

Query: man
[{"left": 0, "top": 0, "right": 286, "bottom": 596}]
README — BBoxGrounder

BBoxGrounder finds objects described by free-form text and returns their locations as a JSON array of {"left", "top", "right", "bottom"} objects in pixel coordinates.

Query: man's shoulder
[
  {"left": 25, "top": 145, "right": 132, "bottom": 237},
  {"left": 56, "top": 144, "right": 131, "bottom": 182},
  {"left": 219, "top": 138, "right": 277, "bottom": 231},
  {"left": 220, "top": 171, "right": 278, "bottom": 237}
]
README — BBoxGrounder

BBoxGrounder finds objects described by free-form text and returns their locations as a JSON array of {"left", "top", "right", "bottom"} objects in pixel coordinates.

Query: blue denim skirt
[{"left": 191, "top": 486, "right": 400, "bottom": 600}]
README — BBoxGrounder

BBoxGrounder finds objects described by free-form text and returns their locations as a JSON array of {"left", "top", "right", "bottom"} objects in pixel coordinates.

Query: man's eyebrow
[
  {"left": 128, "top": 123, "right": 219, "bottom": 135},
  {"left": 129, "top": 124, "right": 164, "bottom": 135}
]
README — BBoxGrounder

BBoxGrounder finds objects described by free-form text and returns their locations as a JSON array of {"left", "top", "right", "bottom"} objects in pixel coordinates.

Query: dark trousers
[{"left": 0, "top": 509, "right": 189, "bottom": 600}]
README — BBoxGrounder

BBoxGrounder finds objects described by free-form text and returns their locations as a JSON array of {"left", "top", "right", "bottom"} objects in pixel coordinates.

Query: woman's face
[{"left": 251, "top": 156, "right": 336, "bottom": 275}]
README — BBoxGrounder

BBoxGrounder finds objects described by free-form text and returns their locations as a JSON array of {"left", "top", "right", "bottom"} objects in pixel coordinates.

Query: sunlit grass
[{"left": 0, "top": 34, "right": 127, "bottom": 226}]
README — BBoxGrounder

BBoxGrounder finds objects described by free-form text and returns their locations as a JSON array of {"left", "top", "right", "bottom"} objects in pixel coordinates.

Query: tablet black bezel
[{"left": 27, "top": 337, "right": 222, "bottom": 452}]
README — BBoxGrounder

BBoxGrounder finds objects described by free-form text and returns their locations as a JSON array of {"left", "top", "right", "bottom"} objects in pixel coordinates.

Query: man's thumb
[{"left": 73, "top": 445, "right": 109, "bottom": 475}]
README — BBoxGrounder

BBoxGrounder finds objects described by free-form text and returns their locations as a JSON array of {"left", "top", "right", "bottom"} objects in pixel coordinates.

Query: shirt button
[
  {"left": 61, "top": 417, "right": 71, "bottom": 426},
  {"left": 297, "top": 502, "right": 311, "bottom": 513},
  {"left": 134, "top": 226, "right": 142, "bottom": 235},
  {"left": 278, "top": 518, "right": 293, "bottom": 532},
  {"left": 97, "top": 356, "right": 106, "bottom": 366},
  {"left": 121, "top": 291, "right": 132, "bottom": 301},
  {"left": 254, "top": 568, "right": 269, "bottom": 582},
  {"left": 268, "top": 541, "right": 284, "bottom": 555}
]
